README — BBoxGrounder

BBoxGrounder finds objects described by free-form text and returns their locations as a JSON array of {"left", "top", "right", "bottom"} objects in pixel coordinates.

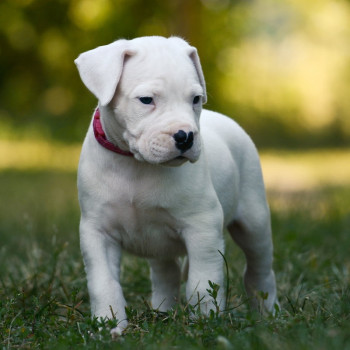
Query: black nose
[{"left": 173, "top": 130, "right": 194, "bottom": 153}]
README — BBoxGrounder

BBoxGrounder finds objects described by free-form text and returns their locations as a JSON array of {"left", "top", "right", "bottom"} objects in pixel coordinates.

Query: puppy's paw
[
  {"left": 244, "top": 269, "right": 279, "bottom": 314},
  {"left": 110, "top": 326, "right": 124, "bottom": 339}
]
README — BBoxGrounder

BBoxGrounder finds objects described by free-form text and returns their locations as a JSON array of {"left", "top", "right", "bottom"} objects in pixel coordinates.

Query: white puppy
[{"left": 75, "top": 36, "right": 278, "bottom": 336}]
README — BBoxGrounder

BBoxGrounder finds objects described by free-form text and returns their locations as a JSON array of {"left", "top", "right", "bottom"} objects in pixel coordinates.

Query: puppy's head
[{"left": 75, "top": 36, "right": 207, "bottom": 166}]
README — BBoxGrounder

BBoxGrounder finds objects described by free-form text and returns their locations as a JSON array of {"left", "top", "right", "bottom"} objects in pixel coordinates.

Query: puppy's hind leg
[
  {"left": 227, "top": 205, "right": 278, "bottom": 313},
  {"left": 148, "top": 258, "right": 181, "bottom": 311}
]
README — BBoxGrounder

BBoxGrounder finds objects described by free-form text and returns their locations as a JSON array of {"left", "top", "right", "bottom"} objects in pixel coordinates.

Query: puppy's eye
[
  {"left": 139, "top": 97, "right": 153, "bottom": 105},
  {"left": 193, "top": 96, "right": 201, "bottom": 104}
]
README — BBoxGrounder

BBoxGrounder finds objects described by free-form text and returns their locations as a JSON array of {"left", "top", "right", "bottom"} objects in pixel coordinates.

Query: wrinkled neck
[{"left": 99, "top": 105, "right": 130, "bottom": 152}]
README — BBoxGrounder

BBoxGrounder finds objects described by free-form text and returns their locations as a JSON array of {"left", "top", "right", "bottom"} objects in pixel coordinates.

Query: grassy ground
[{"left": 1, "top": 154, "right": 350, "bottom": 349}]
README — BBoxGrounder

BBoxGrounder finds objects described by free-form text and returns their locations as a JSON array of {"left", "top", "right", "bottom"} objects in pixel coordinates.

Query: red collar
[{"left": 93, "top": 108, "right": 134, "bottom": 157}]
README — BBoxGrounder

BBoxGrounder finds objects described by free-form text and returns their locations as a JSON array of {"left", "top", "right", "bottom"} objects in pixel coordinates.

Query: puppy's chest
[{"left": 107, "top": 192, "right": 186, "bottom": 258}]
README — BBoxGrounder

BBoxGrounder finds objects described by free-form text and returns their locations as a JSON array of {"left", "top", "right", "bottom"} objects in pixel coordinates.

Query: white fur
[{"left": 75, "top": 36, "right": 278, "bottom": 336}]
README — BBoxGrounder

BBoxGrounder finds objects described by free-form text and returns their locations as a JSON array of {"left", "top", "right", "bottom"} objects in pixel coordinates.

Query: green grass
[{"left": 1, "top": 170, "right": 350, "bottom": 349}]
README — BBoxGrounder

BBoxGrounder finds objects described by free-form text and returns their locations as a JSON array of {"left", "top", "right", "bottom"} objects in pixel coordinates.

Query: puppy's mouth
[
  {"left": 161, "top": 156, "right": 189, "bottom": 167},
  {"left": 134, "top": 132, "right": 201, "bottom": 166}
]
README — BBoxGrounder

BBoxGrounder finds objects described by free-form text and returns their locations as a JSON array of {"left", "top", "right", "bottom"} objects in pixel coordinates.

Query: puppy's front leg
[
  {"left": 183, "top": 225, "right": 226, "bottom": 315},
  {"left": 80, "top": 220, "right": 127, "bottom": 336}
]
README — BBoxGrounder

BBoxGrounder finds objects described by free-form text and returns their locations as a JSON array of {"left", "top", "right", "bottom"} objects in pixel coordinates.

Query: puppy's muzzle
[{"left": 173, "top": 130, "right": 194, "bottom": 153}]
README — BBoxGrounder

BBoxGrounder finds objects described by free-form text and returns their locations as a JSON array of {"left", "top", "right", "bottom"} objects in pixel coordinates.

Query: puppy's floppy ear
[
  {"left": 75, "top": 40, "right": 134, "bottom": 106},
  {"left": 188, "top": 47, "right": 207, "bottom": 104}
]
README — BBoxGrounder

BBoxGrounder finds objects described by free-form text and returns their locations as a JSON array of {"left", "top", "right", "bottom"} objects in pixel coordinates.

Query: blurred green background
[
  {"left": 1, "top": 0, "right": 350, "bottom": 149},
  {"left": 1, "top": 2, "right": 350, "bottom": 347}
]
